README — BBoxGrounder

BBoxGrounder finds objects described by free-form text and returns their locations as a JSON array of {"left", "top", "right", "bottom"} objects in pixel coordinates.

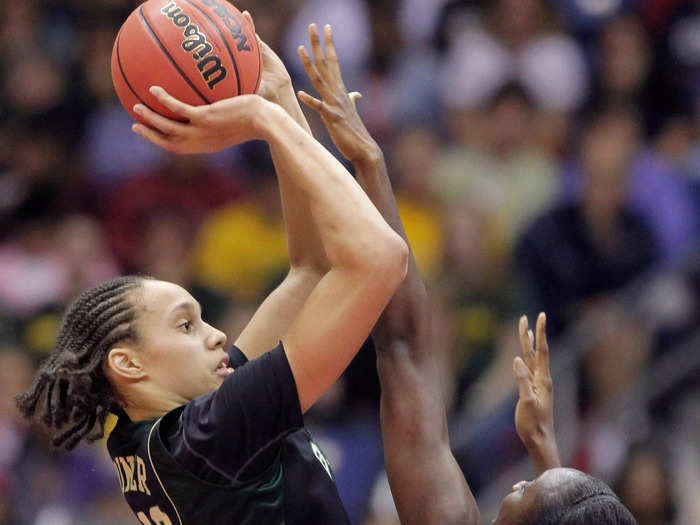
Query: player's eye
[{"left": 179, "top": 321, "right": 192, "bottom": 332}]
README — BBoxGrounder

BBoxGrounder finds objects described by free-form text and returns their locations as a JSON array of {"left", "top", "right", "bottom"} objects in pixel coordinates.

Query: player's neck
[
  {"left": 125, "top": 406, "right": 170, "bottom": 422},
  {"left": 124, "top": 389, "right": 185, "bottom": 422}
]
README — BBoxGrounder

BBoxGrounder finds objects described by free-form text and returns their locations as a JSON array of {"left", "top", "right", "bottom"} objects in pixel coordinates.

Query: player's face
[
  {"left": 135, "top": 280, "right": 230, "bottom": 401},
  {"left": 492, "top": 467, "right": 579, "bottom": 524}
]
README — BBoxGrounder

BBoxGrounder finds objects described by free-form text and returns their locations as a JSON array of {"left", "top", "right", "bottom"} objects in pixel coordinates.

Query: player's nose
[{"left": 206, "top": 324, "right": 227, "bottom": 350}]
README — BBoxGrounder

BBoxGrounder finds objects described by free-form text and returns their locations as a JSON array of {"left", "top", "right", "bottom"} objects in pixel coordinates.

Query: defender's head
[
  {"left": 16, "top": 276, "right": 228, "bottom": 450},
  {"left": 494, "top": 468, "right": 637, "bottom": 524}
]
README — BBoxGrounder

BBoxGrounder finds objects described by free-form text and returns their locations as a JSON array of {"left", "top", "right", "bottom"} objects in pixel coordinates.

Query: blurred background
[{"left": 1, "top": 0, "right": 699, "bottom": 523}]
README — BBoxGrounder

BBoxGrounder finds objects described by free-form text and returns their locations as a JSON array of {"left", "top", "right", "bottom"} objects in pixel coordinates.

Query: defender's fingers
[
  {"left": 309, "top": 23, "right": 326, "bottom": 70},
  {"left": 519, "top": 316, "right": 536, "bottom": 371},
  {"left": 149, "top": 86, "right": 196, "bottom": 120},
  {"left": 535, "top": 312, "right": 551, "bottom": 375},
  {"left": 298, "top": 46, "right": 324, "bottom": 90},
  {"left": 513, "top": 357, "right": 535, "bottom": 401},
  {"left": 133, "top": 104, "right": 188, "bottom": 137},
  {"left": 323, "top": 24, "right": 343, "bottom": 81},
  {"left": 132, "top": 123, "right": 178, "bottom": 152},
  {"left": 297, "top": 90, "right": 324, "bottom": 112}
]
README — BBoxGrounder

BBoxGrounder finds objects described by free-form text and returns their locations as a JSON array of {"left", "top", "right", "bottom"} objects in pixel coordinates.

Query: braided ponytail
[{"left": 15, "top": 275, "right": 152, "bottom": 450}]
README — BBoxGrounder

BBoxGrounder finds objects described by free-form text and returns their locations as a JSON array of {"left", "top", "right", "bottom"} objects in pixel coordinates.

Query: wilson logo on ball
[
  {"left": 161, "top": 1, "right": 227, "bottom": 90},
  {"left": 199, "top": 0, "right": 251, "bottom": 52}
]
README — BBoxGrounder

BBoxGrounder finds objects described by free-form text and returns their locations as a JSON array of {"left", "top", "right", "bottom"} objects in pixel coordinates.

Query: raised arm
[
  {"left": 132, "top": 89, "right": 408, "bottom": 413},
  {"left": 233, "top": 14, "right": 330, "bottom": 359},
  {"left": 513, "top": 313, "right": 562, "bottom": 475},
  {"left": 298, "top": 24, "right": 479, "bottom": 525}
]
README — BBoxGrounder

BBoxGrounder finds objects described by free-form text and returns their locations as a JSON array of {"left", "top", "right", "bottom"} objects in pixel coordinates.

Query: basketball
[{"left": 111, "top": 0, "right": 262, "bottom": 122}]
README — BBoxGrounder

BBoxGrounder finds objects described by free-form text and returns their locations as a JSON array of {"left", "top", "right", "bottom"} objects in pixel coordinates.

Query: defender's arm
[{"left": 297, "top": 24, "right": 479, "bottom": 525}]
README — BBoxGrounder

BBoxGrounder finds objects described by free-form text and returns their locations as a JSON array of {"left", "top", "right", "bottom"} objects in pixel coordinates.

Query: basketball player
[
  {"left": 298, "top": 24, "right": 638, "bottom": 525},
  {"left": 15, "top": 25, "right": 408, "bottom": 525}
]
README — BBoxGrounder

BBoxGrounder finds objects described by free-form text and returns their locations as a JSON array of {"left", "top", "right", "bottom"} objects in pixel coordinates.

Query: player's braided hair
[
  {"left": 15, "top": 275, "right": 152, "bottom": 451},
  {"left": 531, "top": 471, "right": 637, "bottom": 525}
]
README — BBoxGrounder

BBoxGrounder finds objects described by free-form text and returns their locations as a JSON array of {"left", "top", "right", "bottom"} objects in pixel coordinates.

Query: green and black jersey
[{"left": 107, "top": 344, "right": 350, "bottom": 525}]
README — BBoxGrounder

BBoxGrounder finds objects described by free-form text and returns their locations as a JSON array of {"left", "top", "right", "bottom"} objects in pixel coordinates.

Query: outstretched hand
[
  {"left": 131, "top": 86, "right": 272, "bottom": 154},
  {"left": 513, "top": 313, "right": 561, "bottom": 473},
  {"left": 297, "top": 24, "right": 377, "bottom": 163}
]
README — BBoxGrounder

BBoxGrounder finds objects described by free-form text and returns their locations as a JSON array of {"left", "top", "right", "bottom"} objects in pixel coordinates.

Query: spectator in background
[
  {"left": 517, "top": 108, "right": 657, "bottom": 335},
  {"left": 53, "top": 215, "right": 120, "bottom": 304},
  {"left": 433, "top": 83, "right": 559, "bottom": 255},
  {"left": 433, "top": 202, "right": 516, "bottom": 413},
  {"left": 584, "top": 15, "right": 690, "bottom": 139},
  {"left": 191, "top": 172, "right": 289, "bottom": 302},
  {"left": 388, "top": 126, "right": 445, "bottom": 281},
  {"left": 0, "top": 349, "right": 33, "bottom": 524},
  {"left": 134, "top": 208, "right": 232, "bottom": 325},
  {"left": 556, "top": 0, "right": 634, "bottom": 36},
  {"left": 439, "top": 0, "right": 588, "bottom": 114},
  {"left": 9, "top": 214, "right": 120, "bottom": 360},
  {"left": 616, "top": 443, "right": 677, "bottom": 525},
  {"left": 564, "top": 105, "right": 698, "bottom": 266},
  {"left": 283, "top": 0, "right": 370, "bottom": 93},
  {"left": 0, "top": 216, "right": 70, "bottom": 320},
  {"left": 105, "top": 153, "right": 241, "bottom": 269},
  {"left": 78, "top": 16, "right": 166, "bottom": 186},
  {"left": 0, "top": 348, "right": 122, "bottom": 525},
  {"left": 573, "top": 308, "right": 652, "bottom": 479}
]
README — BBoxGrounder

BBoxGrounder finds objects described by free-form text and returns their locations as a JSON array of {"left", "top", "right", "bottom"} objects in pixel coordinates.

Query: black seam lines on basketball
[
  {"left": 183, "top": 0, "right": 241, "bottom": 96},
  {"left": 255, "top": 36, "right": 262, "bottom": 93},
  {"left": 138, "top": 7, "right": 211, "bottom": 104},
  {"left": 116, "top": 31, "right": 157, "bottom": 113}
]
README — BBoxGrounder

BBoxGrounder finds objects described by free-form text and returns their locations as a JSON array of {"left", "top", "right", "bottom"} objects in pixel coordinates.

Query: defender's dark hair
[
  {"left": 531, "top": 470, "right": 637, "bottom": 525},
  {"left": 15, "top": 275, "right": 151, "bottom": 451}
]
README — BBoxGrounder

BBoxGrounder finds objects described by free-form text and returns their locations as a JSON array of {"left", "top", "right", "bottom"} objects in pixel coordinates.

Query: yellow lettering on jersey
[
  {"left": 137, "top": 456, "right": 152, "bottom": 495},
  {"left": 114, "top": 455, "right": 152, "bottom": 495},
  {"left": 123, "top": 456, "right": 139, "bottom": 491}
]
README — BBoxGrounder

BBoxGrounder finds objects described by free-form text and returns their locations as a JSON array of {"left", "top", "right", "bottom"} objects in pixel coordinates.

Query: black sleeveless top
[{"left": 106, "top": 344, "right": 350, "bottom": 524}]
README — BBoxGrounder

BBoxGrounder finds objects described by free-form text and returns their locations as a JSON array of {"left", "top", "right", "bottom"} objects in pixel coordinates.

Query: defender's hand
[
  {"left": 513, "top": 313, "right": 560, "bottom": 470},
  {"left": 131, "top": 86, "right": 274, "bottom": 154},
  {"left": 297, "top": 24, "right": 377, "bottom": 163}
]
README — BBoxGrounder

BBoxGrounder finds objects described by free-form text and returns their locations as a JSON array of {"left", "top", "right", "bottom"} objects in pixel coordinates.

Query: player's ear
[{"left": 106, "top": 347, "right": 146, "bottom": 380}]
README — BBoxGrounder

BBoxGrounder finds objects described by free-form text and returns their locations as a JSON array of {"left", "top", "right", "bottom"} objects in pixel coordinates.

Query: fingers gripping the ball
[
  {"left": 149, "top": 86, "right": 197, "bottom": 121},
  {"left": 133, "top": 103, "right": 187, "bottom": 137},
  {"left": 241, "top": 10, "right": 255, "bottom": 34}
]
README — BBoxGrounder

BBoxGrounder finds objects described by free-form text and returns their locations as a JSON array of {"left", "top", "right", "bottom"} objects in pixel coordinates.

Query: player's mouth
[{"left": 215, "top": 355, "right": 234, "bottom": 377}]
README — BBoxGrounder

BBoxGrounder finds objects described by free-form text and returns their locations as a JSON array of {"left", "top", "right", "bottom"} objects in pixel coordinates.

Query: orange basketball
[{"left": 111, "top": 0, "right": 261, "bottom": 123}]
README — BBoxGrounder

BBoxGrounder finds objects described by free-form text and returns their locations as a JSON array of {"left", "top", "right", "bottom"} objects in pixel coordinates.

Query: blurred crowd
[{"left": 1, "top": 0, "right": 700, "bottom": 523}]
